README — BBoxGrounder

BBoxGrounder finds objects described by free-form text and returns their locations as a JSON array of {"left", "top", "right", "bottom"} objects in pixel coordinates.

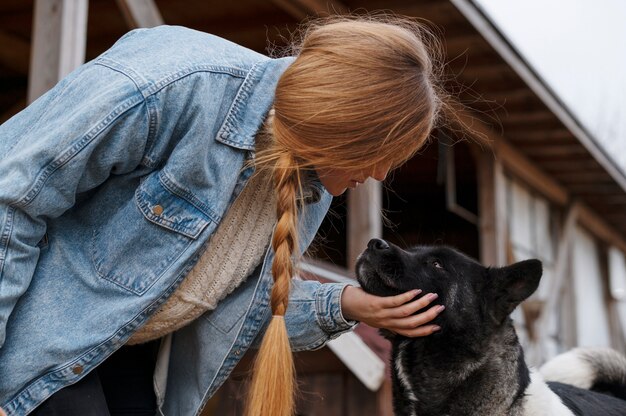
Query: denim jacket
[{"left": 0, "top": 26, "right": 356, "bottom": 415}]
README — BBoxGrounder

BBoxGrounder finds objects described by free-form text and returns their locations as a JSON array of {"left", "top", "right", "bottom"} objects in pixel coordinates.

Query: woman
[{"left": 0, "top": 16, "right": 448, "bottom": 416}]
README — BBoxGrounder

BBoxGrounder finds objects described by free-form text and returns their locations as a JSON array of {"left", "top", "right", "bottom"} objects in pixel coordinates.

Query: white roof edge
[
  {"left": 449, "top": 0, "right": 626, "bottom": 193},
  {"left": 327, "top": 332, "right": 386, "bottom": 391}
]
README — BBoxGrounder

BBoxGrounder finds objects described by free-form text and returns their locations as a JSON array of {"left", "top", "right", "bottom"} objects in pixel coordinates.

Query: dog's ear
[{"left": 489, "top": 259, "right": 542, "bottom": 323}]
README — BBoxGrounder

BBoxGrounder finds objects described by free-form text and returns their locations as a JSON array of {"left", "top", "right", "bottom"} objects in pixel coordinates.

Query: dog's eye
[{"left": 433, "top": 261, "right": 443, "bottom": 269}]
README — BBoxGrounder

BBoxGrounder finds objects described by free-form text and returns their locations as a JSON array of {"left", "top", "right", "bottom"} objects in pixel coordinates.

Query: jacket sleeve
[
  {"left": 285, "top": 278, "right": 358, "bottom": 351},
  {"left": 0, "top": 62, "right": 152, "bottom": 349}
]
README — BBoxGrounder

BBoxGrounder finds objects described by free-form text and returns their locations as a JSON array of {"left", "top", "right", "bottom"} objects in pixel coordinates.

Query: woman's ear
[{"left": 489, "top": 259, "right": 542, "bottom": 323}]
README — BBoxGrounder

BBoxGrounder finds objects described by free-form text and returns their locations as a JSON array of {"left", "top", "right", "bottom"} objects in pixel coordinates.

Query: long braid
[
  {"left": 244, "top": 16, "right": 455, "bottom": 415},
  {"left": 245, "top": 152, "right": 301, "bottom": 416}
]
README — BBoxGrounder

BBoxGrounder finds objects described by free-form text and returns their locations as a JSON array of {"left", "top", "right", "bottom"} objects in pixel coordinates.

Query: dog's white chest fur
[
  {"left": 395, "top": 340, "right": 418, "bottom": 412},
  {"left": 522, "top": 370, "right": 573, "bottom": 416}
]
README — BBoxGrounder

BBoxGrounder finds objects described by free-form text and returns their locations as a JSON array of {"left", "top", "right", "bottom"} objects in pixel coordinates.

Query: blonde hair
[{"left": 246, "top": 15, "right": 448, "bottom": 416}]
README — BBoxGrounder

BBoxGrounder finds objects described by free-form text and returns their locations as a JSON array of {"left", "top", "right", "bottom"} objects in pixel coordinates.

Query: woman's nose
[{"left": 371, "top": 162, "right": 391, "bottom": 182}]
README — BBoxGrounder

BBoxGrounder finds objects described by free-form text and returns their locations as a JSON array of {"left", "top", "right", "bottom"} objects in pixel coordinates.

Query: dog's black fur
[{"left": 356, "top": 239, "right": 626, "bottom": 416}]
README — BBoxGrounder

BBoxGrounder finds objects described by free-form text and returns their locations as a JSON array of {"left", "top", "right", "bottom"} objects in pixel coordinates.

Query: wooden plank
[
  {"left": 512, "top": 140, "right": 576, "bottom": 151},
  {"left": 520, "top": 145, "right": 588, "bottom": 158},
  {"left": 271, "top": 0, "right": 348, "bottom": 19},
  {"left": 500, "top": 110, "right": 556, "bottom": 125},
  {"left": 454, "top": 62, "right": 517, "bottom": 83},
  {"left": 115, "top": 0, "right": 163, "bottom": 28},
  {"left": 347, "top": 179, "right": 382, "bottom": 269},
  {"left": 508, "top": 129, "right": 574, "bottom": 142},
  {"left": 444, "top": 33, "right": 491, "bottom": 59},
  {"left": 28, "top": 0, "right": 88, "bottom": 103},
  {"left": 539, "top": 160, "right": 602, "bottom": 172},
  {"left": 568, "top": 184, "right": 622, "bottom": 194},
  {"left": 552, "top": 172, "right": 614, "bottom": 184},
  {"left": 486, "top": 88, "right": 538, "bottom": 104},
  {"left": 574, "top": 194, "right": 626, "bottom": 204}
]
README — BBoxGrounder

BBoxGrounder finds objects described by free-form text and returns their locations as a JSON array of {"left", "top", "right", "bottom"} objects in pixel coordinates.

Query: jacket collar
[{"left": 216, "top": 56, "right": 295, "bottom": 151}]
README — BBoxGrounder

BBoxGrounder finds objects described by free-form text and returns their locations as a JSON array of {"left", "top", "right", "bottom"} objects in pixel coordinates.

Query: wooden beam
[
  {"left": 540, "top": 160, "right": 602, "bottom": 172},
  {"left": 28, "top": 0, "right": 88, "bottom": 103},
  {"left": 494, "top": 139, "right": 569, "bottom": 206},
  {"left": 0, "top": 31, "right": 30, "bottom": 74},
  {"left": 347, "top": 180, "right": 382, "bottom": 269},
  {"left": 454, "top": 62, "right": 515, "bottom": 82},
  {"left": 553, "top": 172, "right": 614, "bottom": 184},
  {"left": 520, "top": 145, "right": 588, "bottom": 158},
  {"left": 578, "top": 204, "right": 626, "bottom": 255},
  {"left": 116, "top": 0, "right": 164, "bottom": 29},
  {"left": 508, "top": 129, "right": 574, "bottom": 142},
  {"left": 568, "top": 184, "right": 621, "bottom": 194},
  {"left": 500, "top": 111, "right": 555, "bottom": 125},
  {"left": 444, "top": 34, "right": 490, "bottom": 59}
]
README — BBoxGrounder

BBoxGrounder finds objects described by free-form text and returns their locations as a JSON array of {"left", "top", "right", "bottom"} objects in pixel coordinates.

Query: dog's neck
[{"left": 390, "top": 321, "right": 530, "bottom": 416}]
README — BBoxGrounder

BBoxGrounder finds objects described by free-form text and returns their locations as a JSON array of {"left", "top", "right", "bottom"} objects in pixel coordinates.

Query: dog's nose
[{"left": 368, "top": 238, "right": 390, "bottom": 251}]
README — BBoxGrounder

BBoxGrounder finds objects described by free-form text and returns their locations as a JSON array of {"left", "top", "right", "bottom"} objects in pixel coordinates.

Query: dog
[{"left": 355, "top": 238, "right": 626, "bottom": 416}]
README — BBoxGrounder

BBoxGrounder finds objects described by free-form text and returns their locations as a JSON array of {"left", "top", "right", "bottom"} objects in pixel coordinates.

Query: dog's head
[{"left": 356, "top": 239, "right": 542, "bottom": 336}]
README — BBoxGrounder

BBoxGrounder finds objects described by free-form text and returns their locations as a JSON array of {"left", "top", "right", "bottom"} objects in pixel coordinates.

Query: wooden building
[{"left": 2, "top": 1, "right": 626, "bottom": 415}]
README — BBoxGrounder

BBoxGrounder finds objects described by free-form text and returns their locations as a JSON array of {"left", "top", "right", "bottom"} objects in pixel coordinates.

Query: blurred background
[{"left": 1, "top": 1, "right": 625, "bottom": 414}]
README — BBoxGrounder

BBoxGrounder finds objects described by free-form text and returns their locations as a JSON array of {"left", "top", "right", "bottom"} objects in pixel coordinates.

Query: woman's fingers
[
  {"left": 395, "top": 324, "right": 442, "bottom": 338},
  {"left": 379, "top": 289, "right": 422, "bottom": 308},
  {"left": 384, "top": 292, "right": 439, "bottom": 319},
  {"left": 386, "top": 304, "right": 445, "bottom": 329}
]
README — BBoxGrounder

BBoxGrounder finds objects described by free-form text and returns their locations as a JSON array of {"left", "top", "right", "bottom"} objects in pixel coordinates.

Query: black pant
[{"left": 31, "top": 341, "right": 160, "bottom": 416}]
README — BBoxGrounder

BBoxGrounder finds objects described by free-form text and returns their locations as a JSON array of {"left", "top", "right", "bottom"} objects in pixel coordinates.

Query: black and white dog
[{"left": 356, "top": 238, "right": 626, "bottom": 416}]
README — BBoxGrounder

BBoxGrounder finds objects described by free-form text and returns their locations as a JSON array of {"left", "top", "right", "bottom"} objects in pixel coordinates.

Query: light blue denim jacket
[{"left": 0, "top": 26, "right": 356, "bottom": 415}]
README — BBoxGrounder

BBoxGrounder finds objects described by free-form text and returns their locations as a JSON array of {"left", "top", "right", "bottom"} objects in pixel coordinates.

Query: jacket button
[
  {"left": 72, "top": 365, "right": 83, "bottom": 375},
  {"left": 152, "top": 205, "right": 164, "bottom": 216}
]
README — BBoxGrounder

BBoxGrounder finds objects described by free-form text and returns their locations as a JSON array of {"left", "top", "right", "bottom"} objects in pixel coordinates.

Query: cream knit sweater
[{"left": 128, "top": 149, "right": 276, "bottom": 345}]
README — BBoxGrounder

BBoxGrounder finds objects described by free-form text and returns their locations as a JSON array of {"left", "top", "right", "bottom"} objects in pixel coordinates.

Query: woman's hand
[{"left": 341, "top": 285, "right": 444, "bottom": 337}]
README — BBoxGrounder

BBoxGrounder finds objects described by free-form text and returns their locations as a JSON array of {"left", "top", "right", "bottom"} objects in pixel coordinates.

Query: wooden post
[
  {"left": 533, "top": 203, "right": 579, "bottom": 363},
  {"left": 494, "top": 158, "right": 508, "bottom": 267},
  {"left": 28, "top": 0, "right": 88, "bottom": 103},
  {"left": 116, "top": 0, "right": 164, "bottom": 29},
  {"left": 476, "top": 150, "right": 498, "bottom": 267},
  {"left": 347, "top": 180, "right": 382, "bottom": 269}
]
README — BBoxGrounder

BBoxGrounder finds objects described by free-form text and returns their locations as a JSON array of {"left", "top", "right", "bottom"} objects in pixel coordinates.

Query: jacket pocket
[{"left": 91, "top": 171, "right": 215, "bottom": 295}]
